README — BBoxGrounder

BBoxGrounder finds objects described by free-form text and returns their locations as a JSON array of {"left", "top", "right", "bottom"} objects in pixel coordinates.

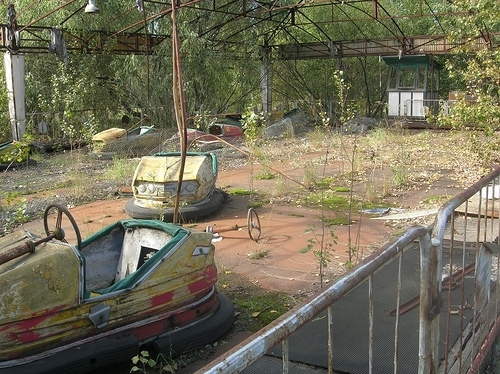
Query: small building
[{"left": 383, "top": 55, "right": 440, "bottom": 120}]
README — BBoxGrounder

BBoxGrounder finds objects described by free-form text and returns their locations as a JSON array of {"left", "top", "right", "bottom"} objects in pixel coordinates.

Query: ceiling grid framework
[{"left": 0, "top": 0, "right": 497, "bottom": 58}]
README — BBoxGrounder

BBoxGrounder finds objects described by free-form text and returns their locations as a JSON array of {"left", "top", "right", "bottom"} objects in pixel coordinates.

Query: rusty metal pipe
[
  {"left": 0, "top": 234, "right": 57, "bottom": 265},
  {"left": 211, "top": 224, "right": 239, "bottom": 233},
  {"left": 0, "top": 233, "right": 56, "bottom": 266},
  {"left": 0, "top": 240, "right": 34, "bottom": 265}
]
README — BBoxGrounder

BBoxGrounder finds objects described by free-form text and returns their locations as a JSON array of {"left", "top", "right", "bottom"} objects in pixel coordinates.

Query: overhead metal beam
[
  {"left": 275, "top": 33, "right": 500, "bottom": 59},
  {"left": 0, "top": 0, "right": 495, "bottom": 59},
  {"left": 1, "top": 24, "right": 497, "bottom": 59},
  {"left": 0, "top": 25, "right": 168, "bottom": 55}
]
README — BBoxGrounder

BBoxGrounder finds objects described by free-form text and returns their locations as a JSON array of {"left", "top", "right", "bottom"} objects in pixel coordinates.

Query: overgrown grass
[
  {"left": 217, "top": 268, "right": 297, "bottom": 332},
  {"left": 228, "top": 188, "right": 268, "bottom": 209},
  {"left": 322, "top": 216, "right": 351, "bottom": 226},
  {"left": 273, "top": 175, "right": 289, "bottom": 197},
  {"left": 312, "top": 177, "right": 334, "bottom": 189},
  {"left": 302, "top": 191, "right": 351, "bottom": 210},
  {"left": 255, "top": 171, "right": 275, "bottom": 180},
  {"left": 2, "top": 126, "right": 493, "bottom": 252},
  {"left": 248, "top": 200, "right": 265, "bottom": 209},
  {"left": 332, "top": 186, "right": 350, "bottom": 192},
  {"left": 232, "top": 292, "right": 291, "bottom": 332},
  {"left": 104, "top": 156, "right": 139, "bottom": 182},
  {"left": 247, "top": 248, "right": 269, "bottom": 259},
  {"left": 0, "top": 192, "right": 28, "bottom": 235},
  {"left": 228, "top": 188, "right": 253, "bottom": 196}
]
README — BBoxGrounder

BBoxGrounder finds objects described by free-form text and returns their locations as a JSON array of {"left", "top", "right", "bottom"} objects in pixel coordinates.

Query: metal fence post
[
  {"left": 282, "top": 338, "right": 289, "bottom": 374},
  {"left": 328, "top": 305, "right": 334, "bottom": 374},
  {"left": 419, "top": 233, "right": 441, "bottom": 373}
]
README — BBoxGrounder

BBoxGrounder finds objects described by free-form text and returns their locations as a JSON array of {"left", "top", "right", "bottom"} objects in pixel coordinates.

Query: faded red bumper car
[{"left": 0, "top": 204, "right": 233, "bottom": 374}]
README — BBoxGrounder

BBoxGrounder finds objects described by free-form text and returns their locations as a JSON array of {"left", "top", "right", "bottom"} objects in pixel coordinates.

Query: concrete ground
[{"left": 21, "top": 163, "right": 397, "bottom": 296}]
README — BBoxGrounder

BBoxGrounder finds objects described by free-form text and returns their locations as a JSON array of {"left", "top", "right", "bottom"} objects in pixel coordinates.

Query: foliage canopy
[{"left": 0, "top": 1, "right": 498, "bottom": 142}]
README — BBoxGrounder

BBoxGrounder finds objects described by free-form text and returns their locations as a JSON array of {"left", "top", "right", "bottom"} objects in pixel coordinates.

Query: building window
[
  {"left": 398, "top": 67, "right": 415, "bottom": 88},
  {"left": 418, "top": 66, "right": 426, "bottom": 90},
  {"left": 388, "top": 66, "right": 397, "bottom": 89}
]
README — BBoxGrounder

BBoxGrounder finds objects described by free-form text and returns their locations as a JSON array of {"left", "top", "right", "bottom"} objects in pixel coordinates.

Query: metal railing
[
  {"left": 195, "top": 166, "right": 500, "bottom": 374},
  {"left": 432, "top": 166, "right": 500, "bottom": 374},
  {"left": 399, "top": 98, "right": 463, "bottom": 121}
]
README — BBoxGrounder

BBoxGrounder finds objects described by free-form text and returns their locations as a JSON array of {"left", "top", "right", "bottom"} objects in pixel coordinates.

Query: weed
[
  {"left": 313, "top": 177, "right": 334, "bottom": 189},
  {"left": 300, "top": 224, "right": 338, "bottom": 288},
  {"left": 0, "top": 192, "right": 28, "bottom": 234},
  {"left": 344, "top": 258, "right": 355, "bottom": 270},
  {"left": 392, "top": 166, "right": 408, "bottom": 187},
  {"left": 345, "top": 240, "right": 357, "bottom": 270},
  {"left": 193, "top": 110, "right": 213, "bottom": 132},
  {"left": 333, "top": 70, "right": 358, "bottom": 125},
  {"left": 322, "top": 216, "right": 350, "bottom": 226},
  {"left": 383, "top": 176, "right": 392, "bottom": 197},
  {"left": 247, "top": 201, "right": 264, "bottom": 209},
  {"left": 332, "top": 186, "right": 350, "bottom": 193},
  {"left": 255, "top": 171, "right": 275, "bottom": 180},
  {"left": 307, "top": 128, "right": 331, "bottom": 148},
  {"left": 302, "top": 192, "right": 351, "bottom": 210},
  {"left": 216, "top": 267, "right": 296, "bottom": 332},
  {"left": 231, "top": 291, "right": 292, "bottom": 332},
  {"left": 365, "top": 182, "right": 377, "bottom": 203},
  {"left": 360, "top": 201, "right": 392, "bottom": 210},
  {"left": 247, "top": 248, "right": 269, "bottom": 259},
  {"left": 423, "top": 194, "right": 450, "bottom": 206},
  {"left": 130, "top": 351, "right": 157, "bottom": 373},
  {"left": 105, "top": 157, "right": 138, "bottom": 183},
  {"left": 0, "top": 134, "right": 33, "bottom": 169},
  {"left": 303, "top": 161, "right": 318, "bottom": 187},
  {"left": 365, "top": 127, "right": 388, "bottom": 144},
  {"left": 130, "top": 350, "right": 183, "bottom": 374},
  {"left": 273, "top": 175, "right": 289, "bottom": 197},
  {"left": 228, "top": 188, "right": 253, "bottom": 196},
  {"left": 227, "top": 188, "right": 268, "bottom": 209},
  {"left": 240, "top": 109, "right": 266, "bottom": 146}
]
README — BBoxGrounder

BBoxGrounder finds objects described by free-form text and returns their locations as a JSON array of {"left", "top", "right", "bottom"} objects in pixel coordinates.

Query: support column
[
  {"left": 4, "top": 52, "right": 26, "bottom": 141},
  {"left": 260, "top": 45, "right": 272, "bottom": 113}
]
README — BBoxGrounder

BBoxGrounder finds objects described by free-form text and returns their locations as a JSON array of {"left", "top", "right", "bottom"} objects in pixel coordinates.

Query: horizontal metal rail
[{"left": 195, "top": 225, "right": 430, "bottom": 373}]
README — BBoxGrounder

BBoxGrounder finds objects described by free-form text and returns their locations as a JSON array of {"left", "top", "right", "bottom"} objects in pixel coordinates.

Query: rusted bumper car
[
  {"left": 125, "top": 152, "right": 225, "bottom": 222},
  {"left": 91, "top": 125, "right": 155, "bottom": 152},
  {"left": 0, "top": 204, "right": 233, "bottom": 374}
]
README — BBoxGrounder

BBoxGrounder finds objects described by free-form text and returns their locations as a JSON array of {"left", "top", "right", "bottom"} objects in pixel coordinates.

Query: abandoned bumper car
[
  {"left": 91, "top": 124, "right": 156, "bottom": 153},
  {"left": 0, "top": 204, "right": 234, "bottom": 374},
  {"left": 125, "top": 152, "right": 225, "bottom": 222}
]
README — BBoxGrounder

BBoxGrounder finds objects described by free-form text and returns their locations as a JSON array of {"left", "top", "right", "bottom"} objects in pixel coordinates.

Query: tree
[
  {"left": 437, "top": 0, "right": 500, "bottom": 131},
  {"left": 427, "top": 0, "right": 500, "bottom": 167},
  {"left": 1, "top": 0, "right": 497, "bottom": 143}
]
